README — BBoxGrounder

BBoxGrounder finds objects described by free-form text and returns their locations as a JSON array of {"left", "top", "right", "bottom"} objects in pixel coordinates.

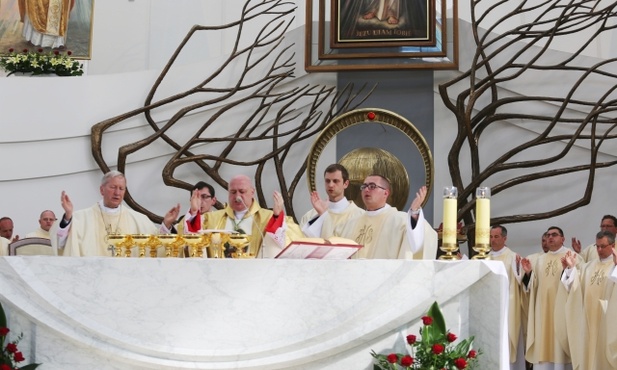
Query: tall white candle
[
  {"left": 475, "top": 187, "right": 491, "bottom": 245},
  {"left": 443, "top": 186, "right": 458, "bottom": 245}
]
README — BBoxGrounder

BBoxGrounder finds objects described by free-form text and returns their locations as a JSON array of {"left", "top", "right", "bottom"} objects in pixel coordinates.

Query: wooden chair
[{"left": 9, "top": 237, "right": 53, "bottom": 256}]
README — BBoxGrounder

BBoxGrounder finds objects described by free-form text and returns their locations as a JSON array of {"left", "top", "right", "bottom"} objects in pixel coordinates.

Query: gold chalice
[
  {"left": 131, "top": 234, "right": 152, "bottom": 258},
  {"left": 157, "top": 234, "right": 180, "bottom": 258},
  {"left": 105, "top": 234, "right": 130, "bottom": 257},
  {"left": 228, "top": 234, "right": 253, "bottom": 258},
  {"left": 183, "top": 234, "right": 206, "bottom": 258}
]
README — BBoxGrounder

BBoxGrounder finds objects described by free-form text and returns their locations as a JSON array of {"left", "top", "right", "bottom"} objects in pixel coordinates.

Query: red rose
[
  {"left": 0, "top": 327, "right": 9, "bottom": 336},
  {"left": 13, "top": 351, "right": 25, "bottom": 362},
  {"left": 54, "top": 50, "right": 60, "bottom": 55},
  {"left": 8, "top": 48, "right": 14, "bottom": 53},
  {"left": 67, "top": 51, "right": 73, "bottom": 56},
  {"left": 22, "top": 49, "right": 28, "bottom": 53},
  {"left": 386, "top": 353, "right": 398, "bottom": 363},
  {"left": 447, "top": 332, "right": 457, "bottom": 342},
  {"left": 406, "top": 334, "right": 417, "bottom": 344},
  {"left": 400, "top": 355, "right": 414, "bottom": 366},
  {"left": 454, "top": 357, "right": 467, "bottom": 369},
  {"left": 432, "top": 343, "right": 444, "bottom": 354},
  {"left": 467, "top": 350, "right": 477, "bottom": 358},
  {"left": 6, "top": 342, "right": 17, "bottom": 353},
  {"left": 37, "top": 48, "right": 43, "bottom": 53},
  {"left": 422, "top": 316, "right": 433, "bottom": 325},
  {"left": 0, "top": 364, "right": 10, "bottom": 370}
]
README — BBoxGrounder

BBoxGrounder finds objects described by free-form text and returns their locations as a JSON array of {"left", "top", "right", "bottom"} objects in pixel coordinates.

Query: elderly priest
[{"left": 54, "top": 171, "right": 180, "bottom": 256}]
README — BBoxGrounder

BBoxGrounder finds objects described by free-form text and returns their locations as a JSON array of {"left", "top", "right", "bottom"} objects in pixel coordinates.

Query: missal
[{"left": 275, "top": 237, "right": 362, "bottom": 259}]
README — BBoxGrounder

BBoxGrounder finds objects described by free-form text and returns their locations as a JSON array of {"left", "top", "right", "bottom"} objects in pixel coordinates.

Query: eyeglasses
[
  {"left": 360, "top": 183, "right": 387, "bottom": 191},
  {"left": 546, "top": 232, "right": 562, "bottom": 238},
  {"left": 41, "top": 218, "right": 57, "bottom": 222},
  {"left": 200, "top": 195, "right": 212, "bottom": 199}
]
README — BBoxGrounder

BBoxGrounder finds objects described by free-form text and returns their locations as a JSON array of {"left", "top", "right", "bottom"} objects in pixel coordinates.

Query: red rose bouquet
[
  {"left": 371, "top": 301, "right": 481, "bottom": 370},
  {"left": 0, "top": 303, "right": 40, "bottom": 370}
]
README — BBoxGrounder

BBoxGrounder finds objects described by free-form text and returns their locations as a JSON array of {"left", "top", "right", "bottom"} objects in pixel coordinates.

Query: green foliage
[{"left": 0, "top": 48, "right": 84, "bottom": 76}]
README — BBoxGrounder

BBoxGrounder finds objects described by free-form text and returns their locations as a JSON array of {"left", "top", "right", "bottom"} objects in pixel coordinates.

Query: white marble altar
[{"left": 0, "top": 257, "right": 508, "bottom": 369}]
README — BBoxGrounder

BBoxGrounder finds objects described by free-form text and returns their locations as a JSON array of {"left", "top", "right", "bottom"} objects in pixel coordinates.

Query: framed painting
[
  {"left": 0, "top": 0, "right": 95, "bottom": 59},
  {"left": 332, "top": 0, "right": 435, "bottom": 49},
  {"left": 305, "top": 0, "right": 458, "bottom": 71}
]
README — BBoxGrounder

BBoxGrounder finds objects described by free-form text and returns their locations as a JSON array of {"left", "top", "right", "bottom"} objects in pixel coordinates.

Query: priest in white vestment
[
  {"left": 520, "top": 226, "right": 580, "bottom": 370},
  {"left": 571, "top": 214, "right": 617, "bottom": 263},
  {"left": 53, "top": 171, "right": 180, "bottom": 257},
  {"left": 300, "top": 164, "right": 363, "bottom": 238},
  {"left": 561, "top": 230, "right": 617, "bottom": 369},
  {"left": 25, "top": 210, "right": 56, "bottom": 239},
  {"left": 304, "top": 174, "right": 437, "bottom": 260},
  {"left": 489, "top": 225, "right": 525, "bottom": 370}
]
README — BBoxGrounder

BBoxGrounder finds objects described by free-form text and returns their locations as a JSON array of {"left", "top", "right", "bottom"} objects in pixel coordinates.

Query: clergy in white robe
[
  {"left": 570, "top": 214, "right": 617, "bottom": 263},
  {"left": 561, "top": 231, "right": 616, "bottom": 370},
  {"left": 301, "top": 164, "right": 364, "bottom": 239},
  {"left": 489, "top": 225, "right": 525, "bottom": 370},
  {"left": 53, "top": 171, "right": 180, "bottom": 257},
  {"left": 304, "top": 175, "right": 436, "bottom": 260},
  {"left": 25, "top": 210, "right": 56, "bottom": 239},
  {"left": 521, "top": 226, "right": 580, "bottom": 370}
]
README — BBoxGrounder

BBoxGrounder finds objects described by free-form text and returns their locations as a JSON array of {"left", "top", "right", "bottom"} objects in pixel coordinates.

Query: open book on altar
[{"left": 275, "top": 237, "right": 362, "bottom": 259}]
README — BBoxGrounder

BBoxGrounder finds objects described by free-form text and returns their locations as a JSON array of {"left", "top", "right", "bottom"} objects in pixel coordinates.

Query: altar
[{"left": 0, "top": 257, "right": 508, "bottom": 369}]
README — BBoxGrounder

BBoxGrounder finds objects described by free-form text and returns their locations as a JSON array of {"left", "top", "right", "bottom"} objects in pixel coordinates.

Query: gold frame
[
  {"left": 306, "top": 108, "right": 434, "bottom": 208},
  {"left": 330, "top": 0, "right": 436, "bottom": 49},
  {"left": 305, "top": 0, "right": 458, "bottom": 71}
]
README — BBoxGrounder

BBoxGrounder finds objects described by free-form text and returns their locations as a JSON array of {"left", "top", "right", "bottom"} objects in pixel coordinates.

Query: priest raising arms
[
  {"left": 303, "top": 174, "right": 437, "bottom": 259},
  {"left": 54, "top": 171, "right": 180, "bottom": 257},
  {"left": 184, "top": 174, "right": 303, "bottom": 258}
]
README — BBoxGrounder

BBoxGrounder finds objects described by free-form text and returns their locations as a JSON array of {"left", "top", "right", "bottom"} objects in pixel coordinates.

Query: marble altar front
[{"left": 0, "top": 257, "right": 508, "bottom": 369}]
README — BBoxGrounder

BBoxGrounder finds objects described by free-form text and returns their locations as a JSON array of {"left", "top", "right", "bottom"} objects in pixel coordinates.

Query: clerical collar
[
  {"left": 234, "top": 209, "right": 248, "bottom": 220},
  {"left": 98, "top": 200, "right": 122, "bottom": 214},
  {"left": 366, "top": 204, "right": 390, "bottom": 215},
  {"left": 328, "top": 197, "right": 349, "bottom": 213},
  {"left": 489, "top": 246, "right": 507, "bottom": 256},
  {"left": 548, "top": 246, "right": 567, "bottom": 254},
  {"left": 600, "top": 255, "right": 613, "bottom": 263}
]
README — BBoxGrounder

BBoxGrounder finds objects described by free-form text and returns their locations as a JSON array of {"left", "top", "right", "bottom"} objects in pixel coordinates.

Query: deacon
[
  {"left": 54, "top": 170, "right": 180, "bottom": 256},
  {"left": 300, "top": 164, "right": 363, "bottom": 238}
]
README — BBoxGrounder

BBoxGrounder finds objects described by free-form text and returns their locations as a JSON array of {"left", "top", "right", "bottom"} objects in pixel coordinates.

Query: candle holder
[
  {"left": 473, "top": 186, "right": 491, "bottom": 260},
  {"left": 439, "top": 186, "right": 459, "bottom": 260}
]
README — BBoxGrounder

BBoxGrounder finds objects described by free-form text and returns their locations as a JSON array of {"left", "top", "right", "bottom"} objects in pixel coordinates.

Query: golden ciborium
[
  {"left": 105, "top": 234, "right": 130, "bottom": 257},
  {"left": 156, "top": 234, "right": 181, "bottom": 258},
  {"left": 183, "top": 234, "right": 207, "bottom": 258},
  {"left": 131, "top": 234, "right": 152, "bottom": 258},
  {"left": 228, "top": 234, "right": 253, "bottom": 258}
]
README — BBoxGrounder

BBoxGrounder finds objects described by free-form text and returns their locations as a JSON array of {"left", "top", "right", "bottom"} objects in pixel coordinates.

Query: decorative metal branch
[
  {"left": 91, "top": 0, "right": 373, "bottom": 223},
  {"left": 439, "top": 0, "right": 617, "bottom": 247}
]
